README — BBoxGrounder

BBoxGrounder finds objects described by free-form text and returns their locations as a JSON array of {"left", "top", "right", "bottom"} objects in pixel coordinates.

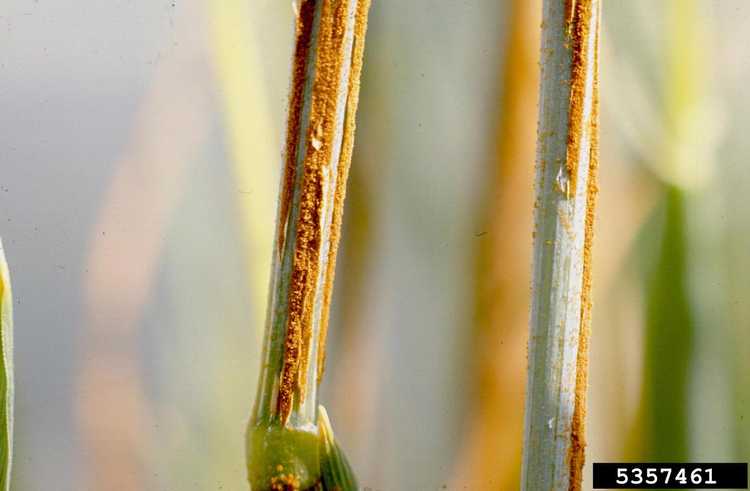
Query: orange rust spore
[
  {"left": 270, "top": 472, "right": 301, "bottom": 491},
  {"left": 278, "top": 0, "right": 344, "bottom": 423},
  {"left": 277, "top": 0, "right": 316, "bottom": 256},
  {"left": 563, "top": 0, "right": 593, "bottom": 198},
  {"left": 277, "top": 0, "right": 371, "bottom": 423},
  {"left": 294, "top": 0, "right": 351, "bottom": 405},
  {"left": 564, "top": 0, "right": 577, "bottom": 36},
  {"left": 275, "top": 0, "right": 317, "bottom": 424},
  {"left": 568, "top": 4, "right": 599, "bottom": 489},
  {"left": 317, "top": 0, "right": 371, "bottom": 385}
]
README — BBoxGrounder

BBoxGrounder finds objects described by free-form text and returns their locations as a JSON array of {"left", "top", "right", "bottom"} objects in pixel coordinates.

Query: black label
[{"left": 593, "top": 463, "right": 748, "bottom": 489}]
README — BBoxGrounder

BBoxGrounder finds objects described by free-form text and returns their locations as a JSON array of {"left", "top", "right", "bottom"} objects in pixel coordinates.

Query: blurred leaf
[
  {"left": 450, "top": 0, "right": 539, "bottom": 488},
  {"left": 641, "top": 0, "right": 708, "bottom": 462},
  {"left": 0, "top": 240, "right": 13, "bottom": 491},
  {"left": 643, "top": 188, "right": 692, "bottom": 461},
  {"left": 207, "top": 0, "right": 277, "bottom": 318}
]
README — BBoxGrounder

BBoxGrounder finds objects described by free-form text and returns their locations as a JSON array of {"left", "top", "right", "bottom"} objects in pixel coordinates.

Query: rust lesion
[
  {"left": 277, "top": 0, "right": 317, "bottom": 257},
  {"left": 270, "top": 472, "right": 302, "bottom": 491},
  {"left": 317, "top": 0, "right": 371, "bottom": 385},
  {"left": 567, "top": 2, "right": 600, "bottom": 489},
  {"left": 277, "top": 0, "right": 371, "bottom": 424},
  {"left": 563, "top": 0, "right": 594, "bottom": 199},
  {"left": 564, "top": 0, "right": 578, "bottom": 37}
]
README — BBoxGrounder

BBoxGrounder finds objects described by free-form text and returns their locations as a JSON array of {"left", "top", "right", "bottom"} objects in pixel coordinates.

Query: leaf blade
[
  {"left": 0, "top": 240, "right": 14, "bottom": 491},
  {"left": 318, "top": 406, "right": 357, "bottom": 491}
]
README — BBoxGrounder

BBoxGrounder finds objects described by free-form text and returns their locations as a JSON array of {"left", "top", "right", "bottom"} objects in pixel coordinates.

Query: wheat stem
[
  {"left": 521, "top": 1, "right": 601, "bottom": 490},
  {"left": 246, "top": 1, "right": 370, "bottom": 489}
]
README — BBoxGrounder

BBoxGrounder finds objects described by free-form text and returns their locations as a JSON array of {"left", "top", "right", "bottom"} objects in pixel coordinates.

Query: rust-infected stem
[
  {"left": 521, "top": 0, "right": 600, "bottom": 490},
  {"left": 254, "top": 0, "right": 369, "bottom": 432},
  {"left": 253, "top": 0, "right": 370, "bottom": 430},
  {"left": 247, "top": 1, "right": 371, "bottom": 489}
]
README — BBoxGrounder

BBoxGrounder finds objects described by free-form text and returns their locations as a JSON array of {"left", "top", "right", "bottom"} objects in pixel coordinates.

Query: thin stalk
[
  {"left": 246, "top": 1, "right": 371, "bottom": 490},
  {"left": 521, "top": 1, "right": 601, "bottom": 490}
]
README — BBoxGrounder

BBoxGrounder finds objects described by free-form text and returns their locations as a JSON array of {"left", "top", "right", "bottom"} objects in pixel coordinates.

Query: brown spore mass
[
  {"left": 564, "top": 0, "right": 578, "bottom": 36},
  {"left": 277, "top": 0, "right": 316, "bottom": 255},
  {"left": 277, "top": 0, "right": 371, "bottom": 424},
  {"left": 567, "top": 1, "right": 599, "bottom": 489},
  {"left": 270, "top": 472, "right": 301, "bottom": 491},
  {"left": 563, "top": 0, "right": 593, "bottom": 198},
  {"left": 317, "top": 0, "right": 371, "bottom": 385}
]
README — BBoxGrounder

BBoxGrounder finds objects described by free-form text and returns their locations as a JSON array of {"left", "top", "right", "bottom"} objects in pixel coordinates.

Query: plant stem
[
  {"left": 521, "top": 1, "right": 600, "bottom": 490},
  {"left": 247, "top": 0, "right": 371, "bottom": 489}
]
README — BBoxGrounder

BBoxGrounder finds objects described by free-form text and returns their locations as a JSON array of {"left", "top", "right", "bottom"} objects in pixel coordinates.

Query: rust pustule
[
  {"left": 277, "top": 0, "right": 371, "bottom": 424},
  {"left": 563, "top": 0, "right": 594, "bottom": 199},
  {"left": 317, "top": 0, "right": 371, "bottom": 385},
  {"left": 567, "top": 4, "right": 599, "bottom": 489},
  {"left": 277, "top": 0, "right": 317, "bottom": 256},
  {"left": 564, "top": 0, "right": 578, "bottom": 37}
]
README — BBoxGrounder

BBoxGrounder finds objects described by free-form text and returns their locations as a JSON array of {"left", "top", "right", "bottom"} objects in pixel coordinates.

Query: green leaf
[
  {"left": 0, "top": 240, "right": 13, "bottom": 491},
  {"left": 643, "top": 187, "right": 692, "bottom": 461},
  {"left": 318, "top": 406, "right": 357, "bottom": 491}
]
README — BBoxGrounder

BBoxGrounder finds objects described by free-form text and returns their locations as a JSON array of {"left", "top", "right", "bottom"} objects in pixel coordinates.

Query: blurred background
[{"left": 1, "top": 0, "right": 748, "bottom": 489}]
